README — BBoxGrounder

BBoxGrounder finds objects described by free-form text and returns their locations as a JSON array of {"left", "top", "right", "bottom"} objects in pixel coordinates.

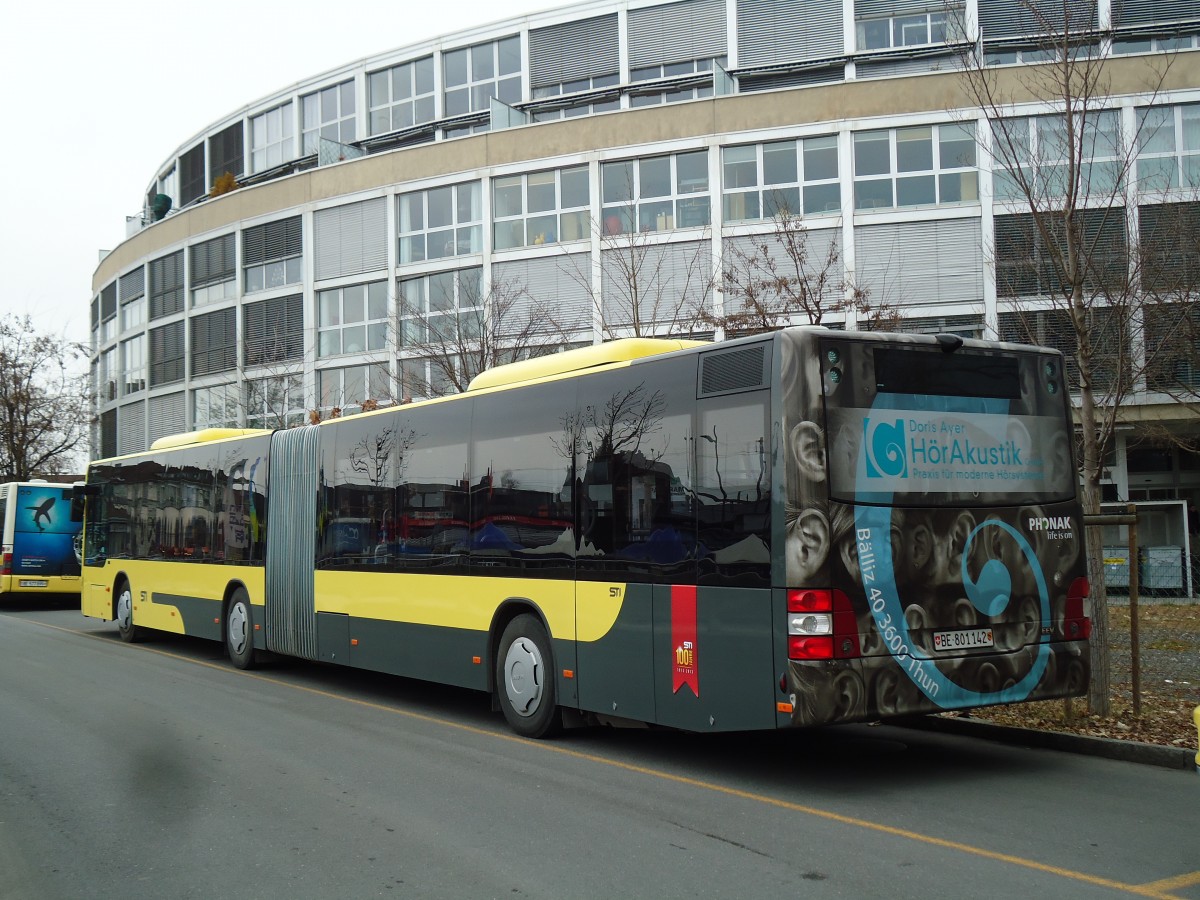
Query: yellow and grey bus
[
  {"left": 76, "top": 329, "right": 1090, "bottom": 737},
  {"left": 0, "top": 481, "right": 82, "bottom": 600}
]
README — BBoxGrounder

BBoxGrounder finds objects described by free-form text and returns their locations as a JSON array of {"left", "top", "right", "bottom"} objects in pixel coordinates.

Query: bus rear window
[{"left": 873, "top": 348, "right": 1020, "bottom": 399}]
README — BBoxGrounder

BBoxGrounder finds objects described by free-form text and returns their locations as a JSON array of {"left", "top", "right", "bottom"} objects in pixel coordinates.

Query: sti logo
[{"left": 863, "top": 418, "right": 908, "bottom": 478}]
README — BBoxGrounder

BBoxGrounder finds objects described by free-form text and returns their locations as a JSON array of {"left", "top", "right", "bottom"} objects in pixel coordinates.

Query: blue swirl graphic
[{"left": 865, "top": 418, "right": 907, "bottom": 478}]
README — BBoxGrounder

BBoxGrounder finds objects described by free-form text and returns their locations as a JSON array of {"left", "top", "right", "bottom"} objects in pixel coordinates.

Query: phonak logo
[
  {"left": 862, "top": 418, "right": 908, "bottom": 479},
  {"left": 1029, "top": 515, "right": 1072, "bottom": 531}
]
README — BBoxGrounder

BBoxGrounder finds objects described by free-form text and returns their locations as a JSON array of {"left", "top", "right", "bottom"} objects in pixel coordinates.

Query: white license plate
[
  {"left": 19, "top": 579, "right": 48, "bottom": 588},
  {"left": 933, "top": 628, "right": 994, "bottom": 652}
]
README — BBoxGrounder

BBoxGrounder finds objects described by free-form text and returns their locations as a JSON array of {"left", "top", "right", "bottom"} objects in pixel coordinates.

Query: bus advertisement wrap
[
  {"left": 780, "top": 330, "right": 1088, "bottom": 726},
  {"left": 13, "top": 485, "right": 81, "bottom": 577}
]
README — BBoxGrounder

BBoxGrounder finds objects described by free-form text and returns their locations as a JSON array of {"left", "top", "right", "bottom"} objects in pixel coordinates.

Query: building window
[
  {"left": 853, "top": 123, "right": 978, "bottom": 210},
  {"left": 190, "top": 308, "right": 238, "bottom": 377},
  {"left": 120, "top": 335, "right": 146, "bottom": 396},
  {"left": 244, "top": 375, "right": 306, "bottom": 428},
  {"left": 722, "top": 135, "right": 841, "bottom": 222},
  {"left": 99, "top": 283, "right": 117, "bottom": 343},
  {"left": 193, "top": 383, "right": 240, "bottom": 430},
  {"left": 180, "top": 144, "right": 205, "bottom": 207},
  {"left": 628, "top": 57, "right": 723, "bottom": 107},
  {"left": 149, "top": 251, "right": 184, "bottom": 320},
  {"left": 994, "top": 209, "right": 1128, "bottom": 298},
  {"left": 317, "top": 364, "right": 391, "bottom": 412},
  {"left": 208, "top": 122, "right": 244, "bottom": 187},
  {"left": 528, "top": 72, "right": 619, "bottom": 120},
  {"left": 149, "top": 321, "right": 185, "bottom": 386},
  {"left": 368, "top": 57, "right": 435, "bottom": 135},
  {"left": 530, "top": 97, "right": 620, "bottom": 122},
  {"left": 318, "top": 281, "right": 389, "bottom": 357},
  {"left": 856, "top": 9, "right": 961, "bottom": 51},
  {"left": 1137, "top": 104, "right": 1200, "bottom": 193},
  {"left": 243, "top": 294, "right": 304, "bottom": 367},
  {"left": 1140, "top": 201, "right": 1200, "bottom": 295},
  {"left": 493, "top": 166, "right": 590, "bottom": 250},
  {"left": 1112, "top": 33, "right": 1200, "bottom": 56},
  {"left": 121, "top": 295, "right": 146, "bottom": 333},
  {"left": 532, "top": 72, "right": 618, "bottom": 100},
  {"left": 119, "top": 267, "right": 146, "bottom": 332},
  {"left": 443, "top": 36, "right": 522, "bottom": 117},
  {"left": 100, "top": 345, "right": 118, "bottom": 403},
  {"left": 602, "top": 151, "right": 711, "bottom": 234},
  {"left": 398, "top": 356, "right": 459, "bottom": 399},
  {"left": 251, "top": 103, "right": 294, "bottom": 173},
  {"left": 302, "top": 81, "right": 356, "bottom": 154},
  {"left": 397, "top": 267, "right": 483, "bottom": 348},
  {"left": 243, "top": 217, "right": 302, "bottom": 293},
  {"left": 190, "top": 233, "right": 237, "bottom": 307},
  {"left": 398, "top": 182, "right": 483, "bottom": 263},
  {"left": 991, "top": 112, "right": 1121, "bottom": 202}
]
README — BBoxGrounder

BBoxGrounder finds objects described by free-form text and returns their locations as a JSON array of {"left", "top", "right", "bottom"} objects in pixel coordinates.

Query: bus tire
[
  {"left": 225, "top": 587, "right": 257, "bottom": 670},
  {"left": 496, "top": 614, "right": 561, "bottom": 739},
  {"left": 115, "top": 579, "right": 144, "bottom": 643}
]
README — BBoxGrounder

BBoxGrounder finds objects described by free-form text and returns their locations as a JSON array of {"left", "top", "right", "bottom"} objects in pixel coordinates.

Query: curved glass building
[{"left": 90, "top": 0, "right": 1199, "bottom": 537}]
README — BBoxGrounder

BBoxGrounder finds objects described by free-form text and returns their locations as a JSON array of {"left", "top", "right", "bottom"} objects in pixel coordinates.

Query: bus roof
[
  {"left": 467, "top": 338, "right": 709, "bottom": 392},
  {"left": 149, "top": 428, "right": 272, "bottom": 451}
]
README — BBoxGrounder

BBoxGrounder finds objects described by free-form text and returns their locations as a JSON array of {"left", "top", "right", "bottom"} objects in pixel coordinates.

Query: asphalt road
[{"left": 1, "top": 603, "right": 1197, "bottom": 900}]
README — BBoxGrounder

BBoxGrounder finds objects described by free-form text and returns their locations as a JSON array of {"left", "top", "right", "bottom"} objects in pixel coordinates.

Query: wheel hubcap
[
  {"left": 503, "top": 637, "right": 543, "bottom": 717},
  {"left": 228, "top": 603, "right": 248, "bottom": 655},
  {"left": 117, "top": 589, "right": 132, "bottom": 630}
]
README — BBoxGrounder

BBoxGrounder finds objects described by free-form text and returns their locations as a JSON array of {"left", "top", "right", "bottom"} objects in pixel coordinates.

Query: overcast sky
[{"left": 0, "top": 0, "right": 554, "bottom": 347}]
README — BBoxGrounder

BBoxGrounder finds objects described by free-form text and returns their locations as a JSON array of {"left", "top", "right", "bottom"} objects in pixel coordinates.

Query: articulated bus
[
  {"left": 76, "top": 329, "right": 1090, "bottom": 737},
  {"left": 1, "top": 481, "right": 82, "bottom": 600}
]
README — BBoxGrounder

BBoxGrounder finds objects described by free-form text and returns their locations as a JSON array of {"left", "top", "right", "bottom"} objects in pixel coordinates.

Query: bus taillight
[
  {"left": 787, "top": 589, "right": 861, "bottom": 660},
  {"left": 1, "top": 552, "right": 10, "bottom": 576},
  {"left": 1065, "top": 577, "right": 1091, "bottom": 640}
]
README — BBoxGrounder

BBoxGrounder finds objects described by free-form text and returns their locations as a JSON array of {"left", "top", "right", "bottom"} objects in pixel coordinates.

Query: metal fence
[{"left": 1103, "top": 545, "right": 1194, "bottom": 598}]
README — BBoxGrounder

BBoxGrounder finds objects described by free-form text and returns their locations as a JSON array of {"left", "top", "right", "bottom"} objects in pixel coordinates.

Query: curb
[{"left": 899, "top": 715, "right": 1196, "bottom": 771}]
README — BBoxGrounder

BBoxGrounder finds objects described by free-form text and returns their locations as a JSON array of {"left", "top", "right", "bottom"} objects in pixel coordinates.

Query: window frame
[
  {"left": 250, "top": 102, "right": 295, "bottom": 174},
  {"left": 601, "top": 151, "right": 712, "bottom": 234},
  {"left": 852, "top": 123, "right": 979, "bottom": 211},
  {"left": 492, "top": 165, "right": 592, "bottom": 250},
  {"left": 317, "top": 281, "right": 390, "bottom": 358},
  {"left": 302, "top": 80, "right": 357, "bottom": 154},
  {"left": 398, "top": 181, "right": 483, "bottom": 263}
]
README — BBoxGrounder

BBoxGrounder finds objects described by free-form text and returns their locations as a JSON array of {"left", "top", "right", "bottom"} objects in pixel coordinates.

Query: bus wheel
[
  {"left": 115, "top": 580, "right": 143, "bottom": 643},
  {"left": 496, "top": 614, "right": 561, "bottom": 739},
  {"left": 225, "top": 588, "right": 257, "bottom": 670}
]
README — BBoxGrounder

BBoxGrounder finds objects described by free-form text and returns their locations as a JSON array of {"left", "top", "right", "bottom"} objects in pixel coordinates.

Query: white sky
[{"left": 0, "top": 0, "right": 555, "bottom": 347}]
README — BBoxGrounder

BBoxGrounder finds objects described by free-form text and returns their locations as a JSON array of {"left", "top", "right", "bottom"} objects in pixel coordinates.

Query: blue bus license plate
[{"left": 933, "top": 628, "right": 994, "bottom": 652}]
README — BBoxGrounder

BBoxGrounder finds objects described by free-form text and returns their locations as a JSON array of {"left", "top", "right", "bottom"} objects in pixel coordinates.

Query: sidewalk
[{"left": 902, "top": 714, "right": 1196, "bottom": 770}]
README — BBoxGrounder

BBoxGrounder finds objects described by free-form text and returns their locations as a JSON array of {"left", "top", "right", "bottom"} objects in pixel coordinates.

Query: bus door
[{"left": 652, "top": 390, "right": 776, "bottom": 732}]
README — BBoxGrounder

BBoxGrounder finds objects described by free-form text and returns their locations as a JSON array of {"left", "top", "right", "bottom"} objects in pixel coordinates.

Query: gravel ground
[{"left": 969, "top": 600, "right": 1200, "bottom": 749}]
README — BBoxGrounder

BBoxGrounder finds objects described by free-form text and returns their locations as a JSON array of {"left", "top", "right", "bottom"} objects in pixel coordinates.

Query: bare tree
[
  {"left": 0, "top": 314, "right": 90, "bottom": 479},
  {"left": 954, "top": 0, "right": 1200, "bottom": 713},
  {"left": 396, "top": 273, "right": 574, "bottom": 398},
  {"left": 714, "top": 210, "right": 888, "bottom": 334}
]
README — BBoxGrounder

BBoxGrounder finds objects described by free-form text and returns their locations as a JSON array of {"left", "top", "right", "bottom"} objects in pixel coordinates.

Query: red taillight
[
  {"left": 1065, "top": 576, "right": 1092, "bottom": 640},
  {"left": 789, "top": 635, "right": 834, "bottom": 659},
  {"left": 788, "top": 589, "right": 832, "bottom": 613},
  {"left": 1, "top": 552, "right": 10, "bottom": 576},
  {"left": 787, "top": 589, "right": 860, "bottom": 660}
]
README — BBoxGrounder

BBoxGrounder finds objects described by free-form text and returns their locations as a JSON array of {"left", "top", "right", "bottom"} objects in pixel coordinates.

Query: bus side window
[{"left": 695, "top": 395, "right": 771, "bottom": 587}]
